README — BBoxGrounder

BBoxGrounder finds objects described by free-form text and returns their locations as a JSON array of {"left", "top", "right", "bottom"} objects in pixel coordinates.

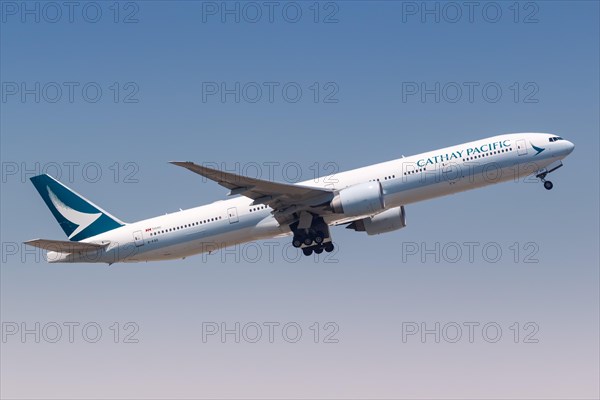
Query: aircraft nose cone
[{"left": 565, "top": 140, "right": 575, "bottom": 154}]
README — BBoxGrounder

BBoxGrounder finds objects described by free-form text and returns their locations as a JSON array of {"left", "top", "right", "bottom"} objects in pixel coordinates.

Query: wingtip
[{"left": 23, "top": 239, "right": 45, "bottom": 246}]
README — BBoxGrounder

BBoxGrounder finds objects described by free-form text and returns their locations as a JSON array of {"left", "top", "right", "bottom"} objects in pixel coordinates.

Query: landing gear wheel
[
  {"left": 324, "top": 242, "right": 334, "bottom": 253},
  {"left": 292, "top": 236, "right": 303, "bottom": 248},
  {"left": 303, "top": 237, "right": 313, "bottom": 246},
  {"left": 314, "top": 247, "right": 324, "bottom": 254},
  {"left": 302, "top": 248, "right": 313, "bottom": 256},
  {"left": 544, "top": 181, "right": 554, "bottom": 190},
  {"left": 314, "top": 231, "right": 325, "bottom": 244}
]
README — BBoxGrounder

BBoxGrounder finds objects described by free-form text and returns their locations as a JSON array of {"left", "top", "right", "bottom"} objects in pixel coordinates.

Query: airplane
[{"left": 24, "top": 132, "right": 574, "bottom": 264}]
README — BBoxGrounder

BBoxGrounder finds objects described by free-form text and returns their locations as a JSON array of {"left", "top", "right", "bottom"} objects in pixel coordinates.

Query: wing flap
[{"left": 24, "top": 239, "right": 109, "bottom": 253}]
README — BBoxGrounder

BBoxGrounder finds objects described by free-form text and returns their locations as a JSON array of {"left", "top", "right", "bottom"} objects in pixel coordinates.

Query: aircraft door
[
  {"left": 227, "top": 207, "right": 239, "bottom": 223},
  {"left": 516, "top": 139, "right": 528, "bottom": 156},
  {"left": 133, "top": 230, "right": 144, "bottom": 247}
]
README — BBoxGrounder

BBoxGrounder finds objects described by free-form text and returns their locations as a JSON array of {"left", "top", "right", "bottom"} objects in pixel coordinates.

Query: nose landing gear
[
  {"left": 535, "top": 160, "right": 563, "bottom": 191},
  {"left": 537, "top": 172, "right": 554, "bottom": 190}
]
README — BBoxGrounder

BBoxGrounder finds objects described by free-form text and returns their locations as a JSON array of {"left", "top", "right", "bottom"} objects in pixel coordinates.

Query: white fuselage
[{"left": 48, "top": 133, "right": 574, "bottom": 263}]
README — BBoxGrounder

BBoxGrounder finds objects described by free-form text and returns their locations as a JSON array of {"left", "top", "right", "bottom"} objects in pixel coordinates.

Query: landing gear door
[
  {"left": 516, "top": 139, "right": 528, "bottom": 156},
  {"left": 133, "top": 230, "right": 144, "bottom": 247},
  {"left": 227, "top": 207, "right": 239, "bottom": 224}
]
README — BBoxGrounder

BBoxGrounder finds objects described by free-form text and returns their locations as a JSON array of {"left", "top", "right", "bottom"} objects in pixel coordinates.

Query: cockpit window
[{"left": 549, "top": 136, "right": 564, "bottom": 142}]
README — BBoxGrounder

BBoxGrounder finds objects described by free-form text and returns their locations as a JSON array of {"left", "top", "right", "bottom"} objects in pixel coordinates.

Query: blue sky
[{"left": 1, "top": 1, "right": 599, "bottom": 399}]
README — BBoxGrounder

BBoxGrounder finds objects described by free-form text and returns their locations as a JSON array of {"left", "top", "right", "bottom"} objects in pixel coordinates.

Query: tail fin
[{"left": 30, "top": 174, "right": 126, "bottom": 241}]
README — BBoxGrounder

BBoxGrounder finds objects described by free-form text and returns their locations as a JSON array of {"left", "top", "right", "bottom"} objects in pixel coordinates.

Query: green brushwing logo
[{"left": 530, "top": 142, "right": 545, "bottom": 155}]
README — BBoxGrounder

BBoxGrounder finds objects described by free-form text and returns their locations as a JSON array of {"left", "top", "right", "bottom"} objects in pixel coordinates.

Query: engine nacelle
[
  {"left": 331, "top": 182, "right": 384, "bottom": 217},
  {"left": 347, "top": 206, "right": 407, "bottom": 235}
]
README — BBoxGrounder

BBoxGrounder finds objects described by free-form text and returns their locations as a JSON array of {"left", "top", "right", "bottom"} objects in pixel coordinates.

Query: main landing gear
[
  {"left": 290, "top": 217, "right": 334, "bottom": 256},
  {"left": 291, "top": 230, "right": 325, "bottom": 248},
  {"left": 301, "top": 241, "right": 335, "bottom": 256}
]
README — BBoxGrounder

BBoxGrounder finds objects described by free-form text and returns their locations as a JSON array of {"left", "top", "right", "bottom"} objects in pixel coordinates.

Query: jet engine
[
  {"left": 346, "top": 206, "right": 407, "bottom": 235},
  {"left": 330, "top": 182, "right": 385, "bottom": 217}
]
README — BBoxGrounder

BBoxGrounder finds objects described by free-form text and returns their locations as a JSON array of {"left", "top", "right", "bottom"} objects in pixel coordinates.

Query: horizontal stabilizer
[{"left": 24, "top": 239, "right": 109, "bottom": 253}]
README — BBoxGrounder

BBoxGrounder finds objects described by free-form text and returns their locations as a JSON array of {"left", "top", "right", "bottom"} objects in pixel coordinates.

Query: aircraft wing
[
  {"left": 24, "top": 239, "right": 109, "bottom": 253},
  {"left": 170, "top": 161, "right": 336, "bottom": 221}
]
